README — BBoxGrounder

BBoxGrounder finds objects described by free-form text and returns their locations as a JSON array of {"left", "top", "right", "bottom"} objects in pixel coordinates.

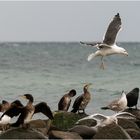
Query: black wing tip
[
  {"left": 80, "top": 41, "right": 85, "bottom": 44},
  {"left": 115, "top": 13, "right": 120, "bottom": 17},
  {"left": 101, "top": 106, "right": 109, "bottom": 110}
]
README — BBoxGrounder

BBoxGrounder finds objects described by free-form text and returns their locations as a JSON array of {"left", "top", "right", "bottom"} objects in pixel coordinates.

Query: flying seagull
[{"left": 80, "top": 13, "right": 128, "bottom": 69}]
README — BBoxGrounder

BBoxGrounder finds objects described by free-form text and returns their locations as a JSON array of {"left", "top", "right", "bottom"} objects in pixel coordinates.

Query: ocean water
[{"left": 0, "top": 42, "right": 140, "bottom": 119}]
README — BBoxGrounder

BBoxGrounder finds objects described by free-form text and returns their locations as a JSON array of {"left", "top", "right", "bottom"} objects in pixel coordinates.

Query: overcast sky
[{"left": 0, "top": 1, "right": 140, "bottom": 42}]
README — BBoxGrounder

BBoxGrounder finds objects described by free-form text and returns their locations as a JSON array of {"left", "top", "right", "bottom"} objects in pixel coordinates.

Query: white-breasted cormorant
[
  {"left": 0, "top": 100, "right": 11, "bottom": 112},
  {"left": 5, "top": 94, "right": 54, "bottom": 127},
  {"left": 0, "top": 100, "right": 23, "bottom": 131}
]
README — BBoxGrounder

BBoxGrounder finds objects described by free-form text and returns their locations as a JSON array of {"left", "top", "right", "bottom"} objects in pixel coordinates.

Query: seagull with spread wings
[
  {"left": 76, "top": 112, "right": 136, "bottom": 128},
  {"left": 80, "top": 13, "right": 128, "bottom": 69}
]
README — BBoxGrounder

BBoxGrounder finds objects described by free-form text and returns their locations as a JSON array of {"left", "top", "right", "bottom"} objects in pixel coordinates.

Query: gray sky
[{"left": 0, "top": 1, "right": 140, "bottom": 42}]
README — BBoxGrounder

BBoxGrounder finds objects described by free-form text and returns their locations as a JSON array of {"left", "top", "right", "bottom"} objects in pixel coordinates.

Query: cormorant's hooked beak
[
  {"left": 19, "top": 95, "right": 27, "bottom": 100},
  {"left": 86, "top": 83, "right": 92, "bottom": 87}
]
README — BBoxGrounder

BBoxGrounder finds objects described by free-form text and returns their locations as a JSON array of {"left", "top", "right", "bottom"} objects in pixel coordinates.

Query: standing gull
[
  {"left": 80, "top": 13, "right": 128, "bottom": 69},
  {"left": 101, "top": 91, "right": 127, "bottom": 112}
]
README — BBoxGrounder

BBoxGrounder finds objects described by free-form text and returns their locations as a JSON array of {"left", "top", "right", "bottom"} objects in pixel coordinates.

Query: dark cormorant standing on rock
[
  {"left": 126, "top": 88, "right": 139, "bottom": 109},
  {"left": 58, "top": 89, "right": 76, "bottom": 111},
  {"left": 71, "top": 83, "right": 92, "bottom": 113},
  {"left": 1, "top": 94, "right": 54, "bottom": 128}
]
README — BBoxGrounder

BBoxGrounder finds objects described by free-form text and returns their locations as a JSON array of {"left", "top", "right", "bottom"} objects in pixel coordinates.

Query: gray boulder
[
  {"left": 69, "top": 125, "right": 97, "bottom": 139},
  {"left": 93, "top": 123, "right": 131, "bottom": 139},
  {"left": 118, "top": 118, "right": 140, "bottom": 131},
  {"left": 126, "top": 128, "right": 140, "bottom": 139},
  {"left": 0, "top": 128, "right": 47, "bottom": 139},
  {"left": 48, "top": 130, "right": 82, "bottom": 139}
]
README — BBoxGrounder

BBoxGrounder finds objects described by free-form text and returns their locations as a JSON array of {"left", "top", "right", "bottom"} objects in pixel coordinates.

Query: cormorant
[
  {"left": 0, "top": 100, "right": 11, "bottom": 112},
  {"left": 1, "top": 94, "right": 54, "bottom": 128},
  {"left": 101, "top": 91, "right": 127, "bottom": 112},
  {"left": 126, "top": 88, "right": 139, "bottom": 109},
  {"left": 58, "top": 89, "right": 76, "bottom": 111},
  {"left": 0, "top": 100, "right": 23, "bottom": 131},
  {"left": 71, "top": 83, "right": 92, "bottom": 113}
]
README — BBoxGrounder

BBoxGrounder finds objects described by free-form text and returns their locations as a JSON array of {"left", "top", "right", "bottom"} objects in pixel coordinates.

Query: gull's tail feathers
[{"left": 87, "top": 53, "right": 96, "bottom": 61}]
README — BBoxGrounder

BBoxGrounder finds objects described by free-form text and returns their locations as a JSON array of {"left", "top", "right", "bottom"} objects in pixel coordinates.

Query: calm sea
[{"left": 0, "top": 42, "right": 139, "bottom": 119}]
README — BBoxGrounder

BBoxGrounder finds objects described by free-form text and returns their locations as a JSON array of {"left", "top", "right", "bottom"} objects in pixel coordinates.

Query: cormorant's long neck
[
  {"left": 84, "top": 87, "right": 89, "bottom": 95},
  {"left": 27, "top": 98, "right": 34, "bottom": 106}
]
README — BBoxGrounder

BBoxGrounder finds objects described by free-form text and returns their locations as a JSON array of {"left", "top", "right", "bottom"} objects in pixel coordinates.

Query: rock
[
  {"left": 36, "top": 128, "right": 49, "bottom": 137},
  {"left": 0, "top": 128, "right": 47, "bottom": 139},
  {"left": 29, "top": 119, "right": 47, "bottom": 128},
  {"left": 76, "top": 118, "right": 97, "bottom": 127},
  {"left": 118, "top": 118, "right": 140, "bottom": 131},
  {"left": 69, "top": 125, "right": 97, "bottom": 139},
  {"left": 48, "top": 130, "right": 82, "bottom": 139},
  {"left": 124, "top": 108, "right": 140, "bottom": 119},
  {"left": 93, "top": 123, "right": 131, "bottom": 139},
  {"left": 123, "top": 108, "right": 140, "bottom": 128},
  {"left": 52, "top": 111, "right": 87, "bottom": 130},
  {"left": 126, "top": 128, "right": 140, "bottom": 139}
]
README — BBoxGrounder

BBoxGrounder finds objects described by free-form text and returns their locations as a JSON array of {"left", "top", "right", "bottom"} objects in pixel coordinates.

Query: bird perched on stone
[
  {"left": 58, "top": 89, "right": 76, "bottom": 111},
  {"left": 126, "top": 88, "right": 139, "bottom": 109},
  {"left": 71, "top": 83, "right": 92, "bottom": 113},
  {"left": 0, "top": 94, "right": 54, "bottom": 129},
  {"left": 0, "top": 100, "right": 11, "bottom": 112},
  {"left": 101, "top": 91, "right": 127, "bottom": 112},
  {"left": 0, "top": 100, "right": 24, "bottom": 131}
]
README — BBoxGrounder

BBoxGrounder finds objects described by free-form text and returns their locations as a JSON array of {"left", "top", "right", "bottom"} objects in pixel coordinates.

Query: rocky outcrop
[
  {"left": 0, "top": 128, "right": 47, "bottom": 139},
  {"left": 93, "top": 124, "right": 131, "bottom": 139},
  {"left": 1, "top": 110, "right": 140, "bottom": 139},
  {"left": 69, "top": 125, "right": 97, "bottom": 139},
  {"left": 48, "top": 130, "right": 82, "bottom": 139},
  {"left": 51, "top": 111, "right": 87, "bottom": 130}
]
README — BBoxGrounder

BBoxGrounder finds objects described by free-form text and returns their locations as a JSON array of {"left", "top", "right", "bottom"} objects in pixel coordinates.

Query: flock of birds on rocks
[
  {"left": 0, "top": 84, "right": 139, "bottom": 133},
  {"left": 0, "top": 13, "right": 138, "bottom": 137}
]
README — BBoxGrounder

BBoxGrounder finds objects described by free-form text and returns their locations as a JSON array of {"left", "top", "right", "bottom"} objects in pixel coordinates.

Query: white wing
[
  {"left": 114, "top": 112, "right": 136, "bottom": 120},
  {"left": 87, "top": 53, "right": 95, "bottom": 61},
  {"left": 76, "top": 113, "right": 107, "bottom": 124}
]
